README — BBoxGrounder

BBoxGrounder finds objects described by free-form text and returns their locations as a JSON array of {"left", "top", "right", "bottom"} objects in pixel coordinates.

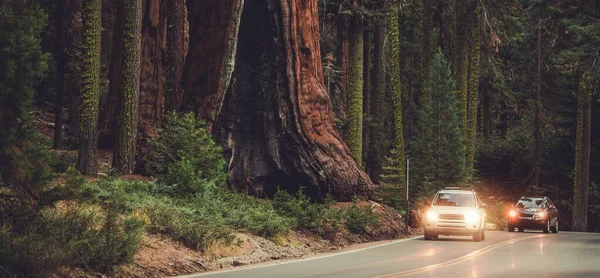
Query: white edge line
[{"left": 177, "top": 235, "right": 423, "bottom": 278}]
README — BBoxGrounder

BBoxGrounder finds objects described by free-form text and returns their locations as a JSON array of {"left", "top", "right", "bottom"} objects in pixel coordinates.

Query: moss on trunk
[
  {"left": 465, "top": 1, "right": 480, "bottom": 179},
  {"left": 347, "top": 11, "right": 364, "bottom": 165},
  {"left": 76, "top": 0, "right": 102, "bottom": 175},
  {"left": 390, "top": 0, "right": 405, "bottom": 182},
  {"left": 113, "top": 0, "right": 143, "bottom": 174}
]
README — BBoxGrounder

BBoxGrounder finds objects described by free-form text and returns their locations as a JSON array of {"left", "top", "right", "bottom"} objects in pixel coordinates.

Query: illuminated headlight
[
  {"left": 509, "top": 210, "right": 518, "bottom": 218},
  {"left": 464, "top": 211, "right": 480, "bottom": 225},
  {"left": 426, "top": 210, "right": 438, "bottom": 221},
  {"left": 535, "top": 211, "right": 546, "bottom": 219}
]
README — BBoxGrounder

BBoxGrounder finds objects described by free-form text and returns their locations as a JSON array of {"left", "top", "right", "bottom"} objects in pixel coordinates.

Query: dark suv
[{"left": 508, "top": 196, "right": 558, "bottom": 233}]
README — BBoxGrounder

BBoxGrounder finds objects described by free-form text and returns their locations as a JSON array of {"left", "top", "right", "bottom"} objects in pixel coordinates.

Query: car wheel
[
  {"left": 543, "top": 220, "right": 550, "bottom": 233},
  {"left": 518, "top": 227, "right": 524, "bottom": 232},
  {"left": 432, "top": 234, "right": 439, "bottom": 239},
  {"left": 424, "top": 230, "right": 433, "bottom": 240},
  {"left": 481, "top": 229, "right": 486, "bottom": 241},
  {"left": 508, "top": 224, "right": 514, "bottom": 232},
  {"left": 551, "top": 219, "right": 558, "bottom": 233},
  {"left": 473, "top": 230, "right": 482, "bottom": 242}
]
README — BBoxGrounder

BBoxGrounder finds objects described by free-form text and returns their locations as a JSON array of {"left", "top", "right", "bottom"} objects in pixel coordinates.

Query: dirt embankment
[{"left": 118, "top": 201, "right": 418, "bottom": 277}]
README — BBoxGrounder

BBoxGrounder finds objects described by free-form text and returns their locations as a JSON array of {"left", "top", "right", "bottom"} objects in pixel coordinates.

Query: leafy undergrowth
[{"left": 0, "top": 111, "right": 414, "bottom": 277}]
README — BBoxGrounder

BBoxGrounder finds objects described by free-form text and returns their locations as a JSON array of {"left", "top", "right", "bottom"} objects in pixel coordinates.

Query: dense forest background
[{"left": 0, "top": 0, "right": 599, "bottom": 275}]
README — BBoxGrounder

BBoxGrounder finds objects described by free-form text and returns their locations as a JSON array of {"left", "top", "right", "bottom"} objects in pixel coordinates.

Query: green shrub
[
  {"left": 0, "top": 203, "right": 144, "bottom": 276},
  {"left": 47, "top": 151, "right": 77, "bottom": 173},
  {"left": 272, "top": 189, "right": 324, "bottom": 229},
  {"left": 145, "top": 112, "right": 226, "bottom": 196},
  {"left": 315, "top": 207, "right": 345, "bottom": 236},
  {"left": 344, "top": 203, "right": 380, "bottom": 234}
]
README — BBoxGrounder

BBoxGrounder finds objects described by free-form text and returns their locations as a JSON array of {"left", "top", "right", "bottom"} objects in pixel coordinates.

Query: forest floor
[{"left": 33, "top": 105, "right": 421, "bottom": 277}]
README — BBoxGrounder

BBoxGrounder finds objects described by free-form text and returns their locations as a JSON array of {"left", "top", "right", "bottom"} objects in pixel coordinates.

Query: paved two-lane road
[{"left": 183, "top": 231, "right": 600, "bottom": 278}]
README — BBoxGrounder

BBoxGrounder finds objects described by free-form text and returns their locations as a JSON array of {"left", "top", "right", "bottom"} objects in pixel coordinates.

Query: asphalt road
[{"left": 182, "top": 231, "right": 600, "bottom": 278}]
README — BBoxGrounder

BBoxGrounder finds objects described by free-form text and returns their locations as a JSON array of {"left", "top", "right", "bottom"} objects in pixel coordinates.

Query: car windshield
[
  {"left": 516, "top": 198, "right": 545, "bottom": 208},
  {"left": 433, "top": 192, "right": 476, "bottom": 207}
]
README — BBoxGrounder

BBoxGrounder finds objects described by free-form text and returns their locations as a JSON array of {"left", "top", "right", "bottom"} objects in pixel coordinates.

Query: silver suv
[{"left": 423, "top": 187, "right": 487, "bottom": 242}]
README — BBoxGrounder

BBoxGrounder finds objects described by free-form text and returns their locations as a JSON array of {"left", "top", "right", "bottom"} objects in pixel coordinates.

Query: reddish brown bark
[
  {"left": 182, "top": 0, "right": 244, "bottom": 132},
  {"left": 214, "top": 0, "right": 372, "bottom": 200}
]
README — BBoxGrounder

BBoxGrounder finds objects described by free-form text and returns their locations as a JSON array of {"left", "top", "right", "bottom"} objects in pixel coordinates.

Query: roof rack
[{"left": 444, "top": 187, "right": 462, "bottom": 190}]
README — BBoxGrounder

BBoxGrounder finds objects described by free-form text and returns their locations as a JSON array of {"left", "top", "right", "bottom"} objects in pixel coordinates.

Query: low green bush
[
  {"left": 344, "top": 203, "right": 381, "bottom": 234},
  {"left": 272, "top": 189, "right": 324, "bottom": 229}
]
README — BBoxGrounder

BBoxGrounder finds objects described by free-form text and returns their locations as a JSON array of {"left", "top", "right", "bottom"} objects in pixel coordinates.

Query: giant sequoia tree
[
  {"left": 390, "top": 0, "right": 405, "bottom": 182},
  {"left": 77, "top": 0, "right": 101, "bottom": 175},
  {"left": 210, "top": 0, "right": 372, "bottom": 200},
  {"left": 113, "top": 0, "right": 143, "bottom": 174}
]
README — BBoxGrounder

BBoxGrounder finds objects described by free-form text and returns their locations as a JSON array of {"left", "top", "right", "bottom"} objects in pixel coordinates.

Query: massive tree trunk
[
  {"left": 113, "top": 0, "right": 143, "bottom": 174},
  {"left": 391, "top": 0, "right": 405, "bottom": 182},
  {"left": 347, "top": 3, "right": 364, "bottom": 166},
  {"left": 368, "top": 24, "right": 385, "bottom": 183},
  {"left": 165, "top": 0, "right": 186, "bottom": 112},
  {"left": 214, "top": 0, "right": 372, "bottom": 200},
  {"left": 182, "top": 0, "right": 244, "bottom": 132},
  {"left": 335, "top": 13, "right": 350, "bottom": 131},
  {"left": 53, "top": 0, "right": 66, "bottom": 149},
  {"left": 420, "top": 0, "right": 433, "bottom": 98},
  {"left": 573, "top": 74, "right": 591, "bottom": 232},
  {"left": 77, "top": 0, "right": 102, "bottom": 175}
]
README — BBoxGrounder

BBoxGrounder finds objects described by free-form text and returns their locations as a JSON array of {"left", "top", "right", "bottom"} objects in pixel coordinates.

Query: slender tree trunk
[
  {"left": 165, "top": 0, "right": 186, "bottom": 112},
  {"left": 214, "top": 0, "right": 372, "bottom": 200},
  {"left": 368, "top": 25, "right": 385, "bottom": 183},
  {"left": 421, "top": 0, "right": 433, "bottom": 98},
  {"left": 66, "top": 0, "right": 83, "bottom": 138},
  {"left": 465, "top": 1, "right": 480, "bottom": 179},
  {"left": 391, "top": 0, "right": 405, "bottom": 182},
  {"left": 182, "top": 0, "right": 244, "bottom": 132},
  {"left": 573, "top": 73, "right": 591, "bottom": 232},
  {"left": 335, "top": 13, "right": 350, "bottom": 130},
  {"left": 347, "top": 2, "right": 364, "bottom": 165},
  {"left": 113, "top": 0, "right": 143, "bottom": 174},
  {"left": 534, "top": 19, "right": 542, "bottom": 189},
  {"left": 363, "top": 26, "right": 371, "bottom": 168},
  {"left": 53, "top": 0, "right": 66, "bottom": 149},
  {"left": 77, "top": 0, "right": 102, "bottom": 175}
]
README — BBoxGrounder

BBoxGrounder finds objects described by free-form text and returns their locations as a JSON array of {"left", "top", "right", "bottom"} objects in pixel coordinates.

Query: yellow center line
[{"left": 373, "top": 234, "right": 545, "bottom": 278}]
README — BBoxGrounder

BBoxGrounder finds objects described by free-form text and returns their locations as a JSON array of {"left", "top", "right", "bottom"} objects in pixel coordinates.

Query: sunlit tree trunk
[
  {"left": 465, "top": 0, "right": 480, "bottom": 179},
  {"left": 391, "top": 0, "right": 405, "bottom": 182},
  {"left": 363, "top": 26, "right": 371, "bottom": 168},
  {"left": 347, "top": 0, "right": 364, "bottom": 165},
  {"left": 77, "top": 0, "right": 102, "bottom": 175}
]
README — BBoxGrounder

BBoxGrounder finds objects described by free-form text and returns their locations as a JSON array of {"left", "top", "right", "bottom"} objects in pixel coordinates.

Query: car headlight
[
  {"left": 509, "top": 210, "right": 518, "bottom": 218},
  {"left": 465, "top": 211, "right": 480, "bottom": 225},
  {"left": 426, "top": 210, "right": 438, "bottom": 221},
  {"left": 536, "top": 211, "right": 546, "bottom": 219}
]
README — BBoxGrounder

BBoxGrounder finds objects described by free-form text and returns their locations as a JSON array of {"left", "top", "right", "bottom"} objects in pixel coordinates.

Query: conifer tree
[
  {"left": 390, "top": 0, "right": 405, "bottom": 181},
  {"left": 347, "top": 0, "right": 364, "bottom": 165},
  {"left": 113, "top": 0, "right": 143, "bottom": 174},
  {"left": 411, "top": 50, "right": 465, "bottom": 195},
  {"left": 77, "top": 0, "right": 102, "bottom": 175}
]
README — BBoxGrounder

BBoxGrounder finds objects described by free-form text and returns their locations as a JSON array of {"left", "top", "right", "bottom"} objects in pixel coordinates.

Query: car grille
[
  {"left": 519, "top": 213, "right": 534, "bottom": 218},
  {"left": 438, "top": 214, "right": 464, "bottom": 220}
]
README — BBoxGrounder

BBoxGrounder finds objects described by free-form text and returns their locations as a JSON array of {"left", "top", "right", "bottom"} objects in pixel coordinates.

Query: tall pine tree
[
  {"left": 76, "top": 0, "right": 102, "bottom": 175},
  {"left": 113, "top": 0, "right": 143, "bottom": 174},
  {"left": 411, "top": 50, "right": 465, "bottom": 195}
]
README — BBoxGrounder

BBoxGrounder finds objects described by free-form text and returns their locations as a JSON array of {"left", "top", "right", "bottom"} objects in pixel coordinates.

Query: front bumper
[
  {"left": 509, "top": 217, "right": 547, "bottom": 229},
  {"left": 425, "top": 220, "right": 482, "bottom": 236}
]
